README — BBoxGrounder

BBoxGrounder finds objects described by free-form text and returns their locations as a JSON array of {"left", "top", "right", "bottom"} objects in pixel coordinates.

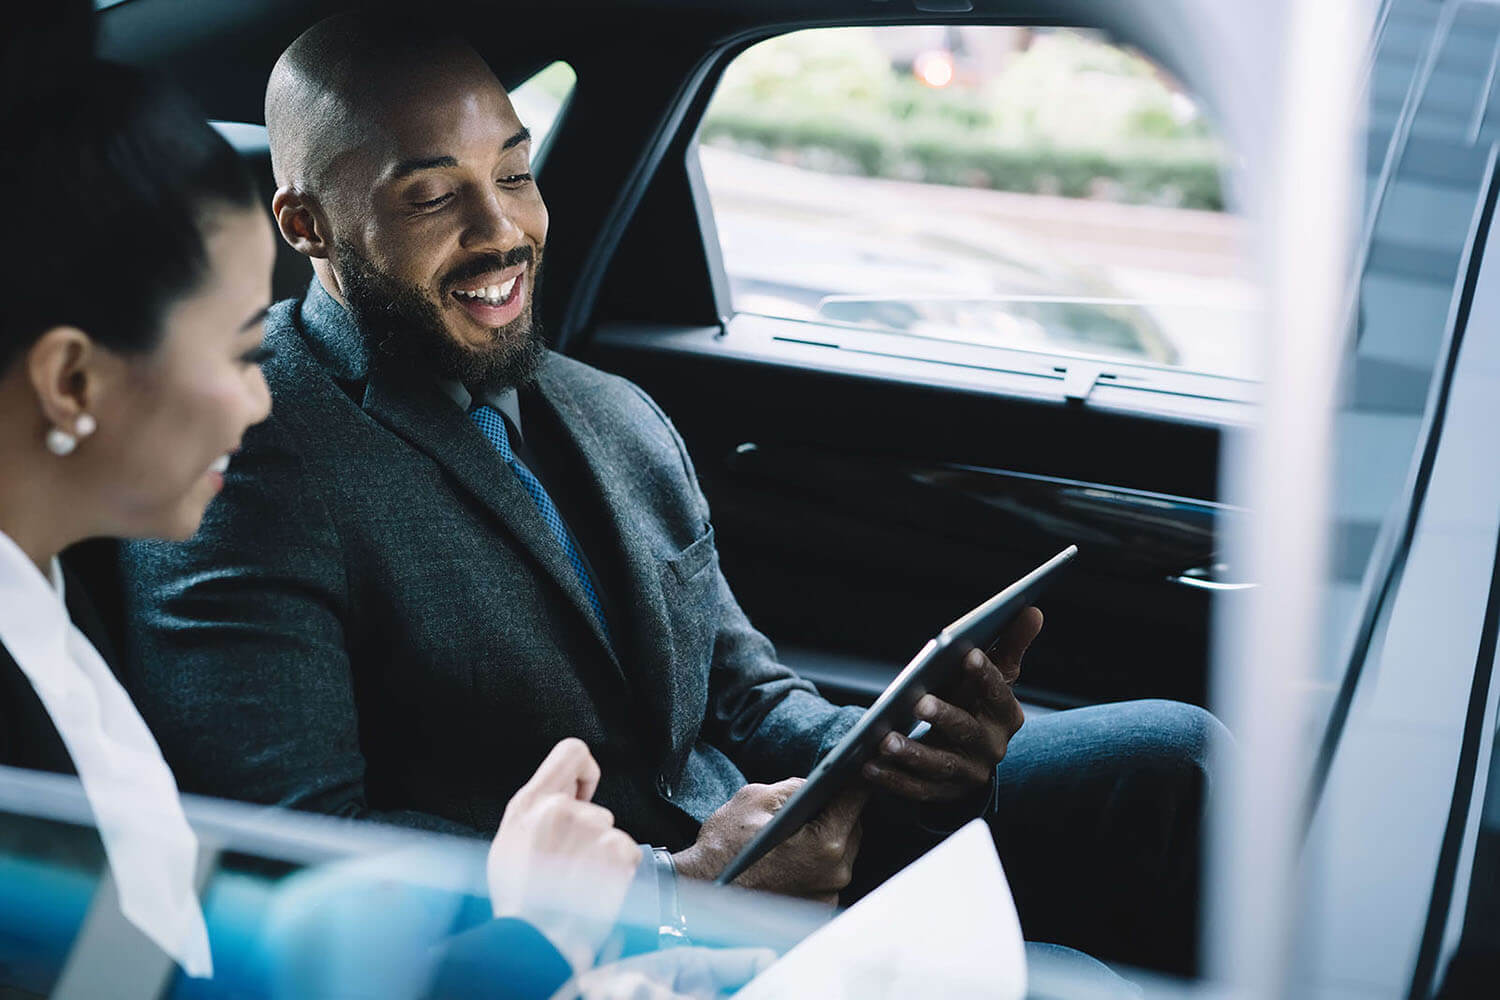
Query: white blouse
[{"left": 0, "top": 529, "right": 212, "bottom": 978}]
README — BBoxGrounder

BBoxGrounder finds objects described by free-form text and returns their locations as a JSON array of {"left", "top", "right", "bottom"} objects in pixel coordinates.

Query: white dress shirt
[{"left": 0, "top": 529, "right": 212, "bottom": 978}]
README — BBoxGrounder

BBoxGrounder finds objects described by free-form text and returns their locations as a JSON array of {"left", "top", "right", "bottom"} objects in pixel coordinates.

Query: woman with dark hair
[
  {"left": 0, "top": 56, "right": 652, "bottom": 994},
  {"left": 0, "top": 57, "right": 275, "bottom": 978}
]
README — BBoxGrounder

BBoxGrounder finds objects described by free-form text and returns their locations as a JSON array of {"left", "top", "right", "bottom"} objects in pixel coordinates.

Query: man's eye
[
  {"left": 498, "top": 173, "right": 533, "bottom": 187},
  {"left": 412, "top": 193, "right": 453, "bottom": 209},
  {"left": 240, "top": 345, "right": 275, "bottom": 365}
]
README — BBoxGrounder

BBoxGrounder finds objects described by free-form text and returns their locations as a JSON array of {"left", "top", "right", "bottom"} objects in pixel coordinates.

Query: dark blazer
[
  {"left": 0, "top": 559, "right": 116, "bottom": 775},
  {"left": 121, "top": 282, "right": 859, "bottom": 849}
]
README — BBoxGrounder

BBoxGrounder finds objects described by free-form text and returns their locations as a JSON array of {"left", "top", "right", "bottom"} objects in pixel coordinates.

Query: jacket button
[{"left": 657, "top": 775, "right": 673, "bottom": 799}]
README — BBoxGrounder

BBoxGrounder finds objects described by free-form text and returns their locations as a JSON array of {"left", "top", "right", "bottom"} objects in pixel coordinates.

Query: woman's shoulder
[
  {"left": 0, "top": 641, "right": 76, "bottom": 776},
  {"left": 60, "top": 541, "right": 124, "bottom": 669}
]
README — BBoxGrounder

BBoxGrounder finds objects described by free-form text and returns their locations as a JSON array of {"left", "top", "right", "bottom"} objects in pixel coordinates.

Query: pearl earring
[
  {"left": 45, "top": 414, "right": 96, "bottom": 457},
  {"left": 45, "top": 428, "right": 77, "bottom": 456}
]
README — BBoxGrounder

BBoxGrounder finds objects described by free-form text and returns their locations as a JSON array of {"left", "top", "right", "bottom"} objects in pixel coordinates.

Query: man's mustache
[{"left": 442, "top": 246, "right": 535, "bottom": 291}]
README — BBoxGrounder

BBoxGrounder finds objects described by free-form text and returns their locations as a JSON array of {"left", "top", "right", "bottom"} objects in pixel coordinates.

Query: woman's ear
[
  {"left": 272, "top": 187, "right": 332, "bottom": 260},
  {"left": 26, "top": 326, "right": 102, "bottom": 442}
]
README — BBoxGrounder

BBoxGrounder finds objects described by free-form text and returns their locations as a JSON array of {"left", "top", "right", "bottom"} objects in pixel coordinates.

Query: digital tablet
[{"left": 714, "top": 544, "right": 1079, "bottom": 887}]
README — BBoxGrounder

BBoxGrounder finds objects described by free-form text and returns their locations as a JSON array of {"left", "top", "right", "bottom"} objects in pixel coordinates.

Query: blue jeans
[{"left": 848, "top": 698, "right": 1226, "bottom": 979}]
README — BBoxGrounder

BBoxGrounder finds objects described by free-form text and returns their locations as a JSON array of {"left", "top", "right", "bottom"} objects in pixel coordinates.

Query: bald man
[{"left": 121, "top": 14, "right": 1221, "bottom": 973}]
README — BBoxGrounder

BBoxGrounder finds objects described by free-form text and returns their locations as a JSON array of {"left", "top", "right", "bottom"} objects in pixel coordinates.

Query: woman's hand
[
  {"left": 568, "top": 947, "right": 777, "bottom": 1000},
  {"left": 488, "top": 738, "right": 642, "bottom": 975}
]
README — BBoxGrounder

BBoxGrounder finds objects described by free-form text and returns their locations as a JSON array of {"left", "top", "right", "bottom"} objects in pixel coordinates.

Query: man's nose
[{"left": 461, "top": 185, "right": 523, "bottom": 250}]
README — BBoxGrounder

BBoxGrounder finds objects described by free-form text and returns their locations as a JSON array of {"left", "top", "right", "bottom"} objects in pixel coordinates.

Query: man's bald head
[
  {"left": 265, "top": 14, "right": 495, "bottom": 198},
  {"left": 264, "top": 12, "right": 546, "bottom": 391}
]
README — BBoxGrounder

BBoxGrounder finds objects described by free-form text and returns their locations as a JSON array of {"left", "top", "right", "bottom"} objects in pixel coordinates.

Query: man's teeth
[
  {"left": 210, "top": 454, "right": 230, "bottom": 474},
  {"left": 455, "top": 277, "right": 518, "bottom": 305}
]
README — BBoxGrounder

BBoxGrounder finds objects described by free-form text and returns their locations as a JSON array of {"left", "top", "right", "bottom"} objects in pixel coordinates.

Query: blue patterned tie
[{"left": 470, "top": 404, "right": 611, "bottom": 642}]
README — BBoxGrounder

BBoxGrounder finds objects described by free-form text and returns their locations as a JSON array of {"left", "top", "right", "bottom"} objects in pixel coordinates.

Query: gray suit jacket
[{"left": 120, "top": 282, "right": 859, "bottom": 848}]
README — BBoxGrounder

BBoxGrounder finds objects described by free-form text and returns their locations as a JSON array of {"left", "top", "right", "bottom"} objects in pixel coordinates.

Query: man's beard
[{"left": 334, "top": 239, "right": 548, "bottom": 392}]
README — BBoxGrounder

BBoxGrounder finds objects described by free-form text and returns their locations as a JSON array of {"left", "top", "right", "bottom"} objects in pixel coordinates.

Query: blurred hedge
[
  {"left": 699, "top": 28, "right": 1229, "bottom": 212},
  {"left": 699, "top": 112, "right": 1226, "bottom": 211}
]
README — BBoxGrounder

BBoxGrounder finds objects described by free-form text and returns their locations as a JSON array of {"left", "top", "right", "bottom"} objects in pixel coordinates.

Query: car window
[
  {"left": 212, "top": 61, "right": 576, "bottom": 169},
  {"left": 693, "top": 26, "right": 1256, "bottom": 391},
  {"left": 1296, "top": 6, "right": 1500, "bottom": 997},
  {"left": 507, "top": 60, "right": 576, "bottom": 156},
  {"left": 0, "top": 768, "right": 833, "bottom": 998},
  {"left": 1316, "top": 4, "right": 1500, "bottom": 713}
]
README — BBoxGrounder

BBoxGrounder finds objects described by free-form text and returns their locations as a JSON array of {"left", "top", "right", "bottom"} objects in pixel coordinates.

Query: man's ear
[
  {"left": 26, "top": 326, "right": 103, "bottom": 433},
  {"left": 272, "top": 187, "right": 332, "bottom": 260}
]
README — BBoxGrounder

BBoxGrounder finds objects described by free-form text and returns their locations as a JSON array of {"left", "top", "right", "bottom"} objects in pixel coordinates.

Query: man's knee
[
  {"left": 1099, "top": 699, "right": 1227, "bottom": 821},
  {"left": 1121, "top": 698, "right": 1227, "bottom": 775}
]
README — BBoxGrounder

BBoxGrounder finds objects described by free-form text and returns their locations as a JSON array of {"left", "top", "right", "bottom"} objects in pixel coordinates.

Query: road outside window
[{"left": 697, "top": 27, "right": 1257, "bottom": 381}]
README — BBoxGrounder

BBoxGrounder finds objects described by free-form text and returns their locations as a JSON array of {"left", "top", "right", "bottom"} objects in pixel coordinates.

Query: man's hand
[
  {"left": 862, "top": 606, "right": 1043, "bottom": 804},
  {"left": 672, "top": 780, "right": 867, "bottom": 905},
  {"left": 488, "top": 738, "right": 643, "bottom": 974}
]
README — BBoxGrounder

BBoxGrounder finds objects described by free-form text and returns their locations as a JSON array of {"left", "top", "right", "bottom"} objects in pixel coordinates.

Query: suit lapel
[
  {"left": 361, "top": 361, "right": 622, "bottom": 673},
  {"left": 535, "top": 366, "right": 683, "bottom": 758}
]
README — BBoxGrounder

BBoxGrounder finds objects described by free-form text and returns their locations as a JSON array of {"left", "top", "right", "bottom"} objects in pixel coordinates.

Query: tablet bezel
[{"left": 714, "top": 544, "right": 1079, "bottom": 886}]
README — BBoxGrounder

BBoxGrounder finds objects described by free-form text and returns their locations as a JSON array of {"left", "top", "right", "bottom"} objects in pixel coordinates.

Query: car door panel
[{"left": 585, "top": 334, "right": 1233, "bottom": 709}]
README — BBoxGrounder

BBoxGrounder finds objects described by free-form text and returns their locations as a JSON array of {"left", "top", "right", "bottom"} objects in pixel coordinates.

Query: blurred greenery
[
  {"left": 523, "top": 60, "right": 577, "bottom": 102},
  {"left": 700, "top": 28, "right": 1228, "bottom": 211}
]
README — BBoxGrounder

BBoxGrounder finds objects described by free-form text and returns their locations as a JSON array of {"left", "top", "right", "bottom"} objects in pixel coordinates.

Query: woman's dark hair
[{"left": 0, "top": 59, "right": 261, "bottom": 373}]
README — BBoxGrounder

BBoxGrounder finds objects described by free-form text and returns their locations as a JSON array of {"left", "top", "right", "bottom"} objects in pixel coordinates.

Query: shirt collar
[
  {"left": 0, "top": 530, "right": 71, "bottom": 698},
  {"left": 439, "top": 379, "right": 525, "bottom": 444},
  {"left": 0, "top": 528, "right": 65, "bottom": 612}
]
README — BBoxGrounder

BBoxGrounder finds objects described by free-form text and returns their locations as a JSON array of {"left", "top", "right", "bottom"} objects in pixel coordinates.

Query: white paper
[{"left": 735, "top": 820, "right": 1026, "bottom": 1000}]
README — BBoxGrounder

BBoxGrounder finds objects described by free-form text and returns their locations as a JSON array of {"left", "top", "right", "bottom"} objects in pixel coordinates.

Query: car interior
[
  {"left": 6, "top": 0, "right": 1499, "bottom": 997},
  {"left": 86, "top": 0, "right": 1250, "bottom": 720}
]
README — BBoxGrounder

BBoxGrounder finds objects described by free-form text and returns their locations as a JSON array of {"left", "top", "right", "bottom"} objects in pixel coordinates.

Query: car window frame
[{"left": 665, "top": 24, "right": 1260, "bottom": 429}]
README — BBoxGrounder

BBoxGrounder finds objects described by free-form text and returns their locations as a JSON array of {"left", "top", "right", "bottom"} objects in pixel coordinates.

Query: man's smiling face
[{"left": 323, "top": 54, "right": 549, "bottom": 388}]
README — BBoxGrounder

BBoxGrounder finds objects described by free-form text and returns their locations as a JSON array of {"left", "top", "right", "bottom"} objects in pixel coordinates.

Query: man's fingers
[
  {"left": 963, "top": 647, "right": 1015, "bottom": 707},
  {"left": 519, "top": 737, "right": 602, "bottom": 803},
  {"left": 817, "top": 784, "right": 869, "bottom": 835},
  {"left": 958, "top": 650, "right": 1027, "bottom": 745},
  {"left": 987, "top": 606, "right": 1043, "bottom": 682},
  {"left": 859, "top": 760, "right": 967, "bottom": 803},
  {"left": 875, "top": 731, "right": 992, "bottom": 785},
  {"left": 762, "top": 777, "right": 806, "bottom": 812},
  {"left": 912, "top": 694, "right": 986, "bottom": 747}
]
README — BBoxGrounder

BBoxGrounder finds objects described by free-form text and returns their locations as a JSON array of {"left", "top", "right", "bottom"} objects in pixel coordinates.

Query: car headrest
[{"left": 212, "top": 122, "right": 313, "bottom": 304}]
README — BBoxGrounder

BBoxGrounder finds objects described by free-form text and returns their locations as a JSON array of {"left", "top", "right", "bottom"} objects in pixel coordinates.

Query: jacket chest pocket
[
  {"left": 667, "top": 525, "right": 717, "bottom": 585},
  {"left": 660, "top": 526, "right": 719, "bottom": 674}
]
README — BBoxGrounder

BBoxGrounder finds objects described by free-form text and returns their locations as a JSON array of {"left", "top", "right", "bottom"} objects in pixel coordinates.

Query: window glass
[
  {"left": 211, "top": 63, "right": 576, "bottom": 172},
  {"left": 696, "top": 27, "right": 1256, "bottom": 380},
  {"left": 507, "top": 60, "right": 576, "bottom": 151}
]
